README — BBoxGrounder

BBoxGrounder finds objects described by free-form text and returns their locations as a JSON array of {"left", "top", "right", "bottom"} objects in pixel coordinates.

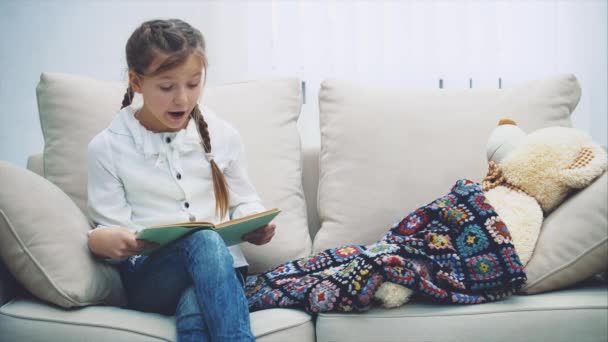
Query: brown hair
[{"left": 121, "top": 19, "right": 230, "bottom": 219}]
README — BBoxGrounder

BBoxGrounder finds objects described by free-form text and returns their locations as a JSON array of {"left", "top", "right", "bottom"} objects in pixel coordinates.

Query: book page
[
  {"left": 214, "top": 208, "right": 281, "bottom": 245},
  {"left": 216, "top": 208, "right": 281, "bottom": 229}
]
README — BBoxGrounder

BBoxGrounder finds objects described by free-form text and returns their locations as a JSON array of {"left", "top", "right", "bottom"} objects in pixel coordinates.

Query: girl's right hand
[{"left": 88, "top": 227, "right": 150, "bottom": 259}]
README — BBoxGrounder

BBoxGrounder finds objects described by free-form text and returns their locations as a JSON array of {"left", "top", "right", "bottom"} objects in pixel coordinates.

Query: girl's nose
[{"left": 174, "top": 88, "right": 188, "bottom": 105}]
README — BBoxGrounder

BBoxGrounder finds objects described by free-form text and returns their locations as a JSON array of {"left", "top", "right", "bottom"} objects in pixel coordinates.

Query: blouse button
[
  {"left": 176, "top": 173, "right": 182, "bottom": 180},
  {"left": 189, "top": 215, "right": 196, "bottom": 222},
  {"left": 184, "top": 202, "right": 190, "bottom": 208},
  {"left": 165, "top": 137, "right": 171, "bottom": 143}
]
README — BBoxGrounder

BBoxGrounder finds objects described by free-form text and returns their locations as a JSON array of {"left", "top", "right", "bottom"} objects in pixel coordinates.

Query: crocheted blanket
[{"left": 245, "top": 180, "right": 527, "bottom": 314}]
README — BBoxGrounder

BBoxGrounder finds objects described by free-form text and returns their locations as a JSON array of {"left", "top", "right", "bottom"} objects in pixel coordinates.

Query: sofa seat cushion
[
  {"left": 316, "top": 283, "right": 607, "bottom": 342},
  {"left": 0, "top": 298, "right": 315, "bottom": 342}
]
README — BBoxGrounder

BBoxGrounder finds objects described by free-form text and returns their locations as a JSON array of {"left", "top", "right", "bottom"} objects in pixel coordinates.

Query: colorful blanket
[{"left": 245, "top": 180, "right": 527, "bottom": 314}]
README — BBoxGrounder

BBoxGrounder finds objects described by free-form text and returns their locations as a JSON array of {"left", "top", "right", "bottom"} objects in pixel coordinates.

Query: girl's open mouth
[{"left": 168, "top": 111, "right": 186, "bottom": 118}]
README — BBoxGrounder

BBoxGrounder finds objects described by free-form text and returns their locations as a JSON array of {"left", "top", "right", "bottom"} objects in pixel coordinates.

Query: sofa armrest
[
  {"left": 27, "top": 154, "right": 44, "bottom": 177},
  {"left": 0, "top": 259, "right": 21, "bottom": 306}
]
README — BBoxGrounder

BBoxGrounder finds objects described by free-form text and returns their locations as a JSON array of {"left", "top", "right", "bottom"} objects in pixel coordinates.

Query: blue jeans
[{"left": 118, "top": 230, "right": 255, "bottom": 342}]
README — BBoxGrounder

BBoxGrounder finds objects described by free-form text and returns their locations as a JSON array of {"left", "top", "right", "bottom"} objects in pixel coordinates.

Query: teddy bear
[{"left": 373, "top": 119, "right": 608, "bottom": 308}]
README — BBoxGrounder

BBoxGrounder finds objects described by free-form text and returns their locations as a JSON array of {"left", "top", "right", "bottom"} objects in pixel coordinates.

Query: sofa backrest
[
  {"left": 30, "top": 73, "right": 585, "bottom": 256},
  {"left": 35, "top": 72, "right": 312, "bottom": 274},
  {"left": 313, "top": 74, "right": 581, "bottom": 252},
  {"left": 20, "top": 73, "right": 608, "bottom": 297}
]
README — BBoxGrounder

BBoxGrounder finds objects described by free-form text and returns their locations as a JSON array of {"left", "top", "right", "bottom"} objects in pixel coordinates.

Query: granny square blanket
[{"left": 246, "top": 179, "right": 527, "bottom": 314}]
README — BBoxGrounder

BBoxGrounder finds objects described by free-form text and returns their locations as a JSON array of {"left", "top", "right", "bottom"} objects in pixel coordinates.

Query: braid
[
  {"left": 121, "top": 86, "right": 134, "bottom": 109},
  {"left": 193, "top": 105, "right": 212, "bottom": 153},
  {"left": 191, "top": 105, "right": 230, "bottom": 219}
]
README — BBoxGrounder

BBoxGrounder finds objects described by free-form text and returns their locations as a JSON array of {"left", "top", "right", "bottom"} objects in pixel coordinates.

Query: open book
[{"left": 136, "top": 208, "right": 280, "bottom": 255}]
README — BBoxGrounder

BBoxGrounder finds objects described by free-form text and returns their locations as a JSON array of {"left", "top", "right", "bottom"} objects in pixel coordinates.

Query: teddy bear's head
[{"left": 484, "top": 120, "right": 607, "bottom": 214}]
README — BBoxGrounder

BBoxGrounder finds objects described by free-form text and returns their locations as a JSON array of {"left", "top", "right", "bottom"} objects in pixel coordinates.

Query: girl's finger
[{"left": 246, "top": 231, "right": 265, "bottom": 239}]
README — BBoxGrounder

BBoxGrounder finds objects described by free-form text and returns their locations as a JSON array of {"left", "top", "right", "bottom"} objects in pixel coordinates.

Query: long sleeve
[{"left": 87, "top": 132, "right": 143, "bottom": 232}]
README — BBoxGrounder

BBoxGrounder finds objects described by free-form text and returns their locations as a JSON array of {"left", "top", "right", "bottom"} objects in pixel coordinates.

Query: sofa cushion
[
  {"left": 522, "top": 172, "right": 608, "bottom": 294},
  {"left": 37, "top": 73, "right": 125, "bottom": 216},
  {"left": 36, "top": 72, "right": 310, "bottom": 273},
  {"left": 0, "top": 161, "right": 125, "bottom": 308},
  {"left": 0, "top": 297, "right": 315, "bottom": 342},
  {"left": 316, "top": 282, "right": 608, "bottom": 342},
  {"left": 315, "top": 74, "right": 580, "bottom": 253}
]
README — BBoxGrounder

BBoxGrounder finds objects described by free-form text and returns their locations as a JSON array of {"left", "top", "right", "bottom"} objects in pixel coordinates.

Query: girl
[{"left": 86, "top": 18, "right": 275, "bottom": 342}]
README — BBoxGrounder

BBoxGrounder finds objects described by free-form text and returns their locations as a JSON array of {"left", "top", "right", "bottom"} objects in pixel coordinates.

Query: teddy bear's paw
[{"left": 374, "top": 282, "right": 414, "bottom": 309}]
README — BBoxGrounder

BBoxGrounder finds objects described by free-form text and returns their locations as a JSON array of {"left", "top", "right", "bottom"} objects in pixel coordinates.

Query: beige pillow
[
  {"left": 315, "top": 74, "right": 581, "bottom": 252},
  {"left": 204, "top": 81, "right": 310, "bottom": 273},
  {"left": 37, "top": 73, "right": 125, "bottom": 215},
  {"left": 0, "top": 161, "right": 125, "bottom": 308},
  {"left": 36, "top": 72, "right": 310, "bottom": 273},
  {"left": 522, "top": 172, "right": 608, "bottom": 294}
]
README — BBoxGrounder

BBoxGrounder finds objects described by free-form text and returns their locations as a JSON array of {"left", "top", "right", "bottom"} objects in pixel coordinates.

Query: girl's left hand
[{"left": 242, "top": 223, "right": 276, "bottom": 245}]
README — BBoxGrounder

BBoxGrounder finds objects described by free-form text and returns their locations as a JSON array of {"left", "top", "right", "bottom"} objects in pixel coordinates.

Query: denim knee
[{"left": 184, "top": 230, "right": 227, "bottom": 252}]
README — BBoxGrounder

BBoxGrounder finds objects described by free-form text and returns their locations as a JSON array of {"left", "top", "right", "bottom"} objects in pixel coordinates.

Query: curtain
[{"left": 199, "top": 0, "right": 606, "bottom": 147}]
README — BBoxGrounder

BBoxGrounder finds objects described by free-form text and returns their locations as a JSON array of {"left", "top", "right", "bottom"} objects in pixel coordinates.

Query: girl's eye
[
  {"left": 188, "top": 83, "right": 200, "bottom": 88},
  {"left": 160, "top": 85, "right": 173, "bottom": 91}
]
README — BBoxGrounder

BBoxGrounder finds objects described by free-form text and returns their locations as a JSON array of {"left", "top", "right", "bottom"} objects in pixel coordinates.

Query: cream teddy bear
[{"left": 373, "top": 119, "right": 608, "bottom": 308}]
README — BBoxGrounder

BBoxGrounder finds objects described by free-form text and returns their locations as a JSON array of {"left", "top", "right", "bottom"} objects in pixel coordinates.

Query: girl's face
[{"left": 130, "top": 53, "right": 204, "bottom": 132}]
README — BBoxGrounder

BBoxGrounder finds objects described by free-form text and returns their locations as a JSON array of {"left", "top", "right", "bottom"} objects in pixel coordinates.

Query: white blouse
[{"left": 87, "top": 104, "right": 265, "bottom": 267}]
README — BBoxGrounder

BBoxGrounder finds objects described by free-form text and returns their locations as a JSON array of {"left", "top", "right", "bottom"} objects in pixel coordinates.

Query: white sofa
[{"left": 0, "top": 72, "right": 606, "bottom": 341}]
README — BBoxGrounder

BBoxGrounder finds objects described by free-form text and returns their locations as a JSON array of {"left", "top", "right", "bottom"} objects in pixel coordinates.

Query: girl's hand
[
  {"left": 242, "top": 223, "right": 276, "bottom": 245},
  {"left": 88, "top": 227, "right": 152, "bottom": 259}
]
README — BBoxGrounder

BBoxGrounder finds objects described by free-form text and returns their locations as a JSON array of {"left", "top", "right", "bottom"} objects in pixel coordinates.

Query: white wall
[{"left": 1, "top": 0, "right": 606, "bottom": 167}]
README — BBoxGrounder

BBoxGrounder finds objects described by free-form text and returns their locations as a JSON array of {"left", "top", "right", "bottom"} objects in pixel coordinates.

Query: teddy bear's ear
[
  {"left": 559, "top": 144, "right": 608, "bottom": 188},
  {"left": 486, "top": 119, "right": 526, "bottom": 163}
]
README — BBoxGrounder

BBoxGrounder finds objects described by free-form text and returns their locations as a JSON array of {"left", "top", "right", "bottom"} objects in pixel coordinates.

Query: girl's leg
[
  {"left": 175, "top": 268, "right": 249, "bottom": 342},
  {"left": 118, "top": 230, "right": 254, "bottom": 342},
  {"left": 180, "top": 230, "right": 255, "bottom": 341},
  {"left": 176, "top": 287, "right": 208, "bottom": 342}
]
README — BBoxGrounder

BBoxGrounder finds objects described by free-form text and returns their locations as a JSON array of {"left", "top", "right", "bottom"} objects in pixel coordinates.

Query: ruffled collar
[{"left": 110, "top": 106, "right": 203, "bottom": 168}]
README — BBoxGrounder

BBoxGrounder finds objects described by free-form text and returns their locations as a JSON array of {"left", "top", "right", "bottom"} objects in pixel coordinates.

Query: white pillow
[
  {"left": 0, "top": 161, "right": 125, "bottom": 308},
  {"left": 36, "top": 72, "right": 310, "bottom": 273},
  {"left": 315, "top": 74, "right": 581, "bottom": 252},
  {"left": 522, "top": 172, "right": 608, "bottom": 294}
]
